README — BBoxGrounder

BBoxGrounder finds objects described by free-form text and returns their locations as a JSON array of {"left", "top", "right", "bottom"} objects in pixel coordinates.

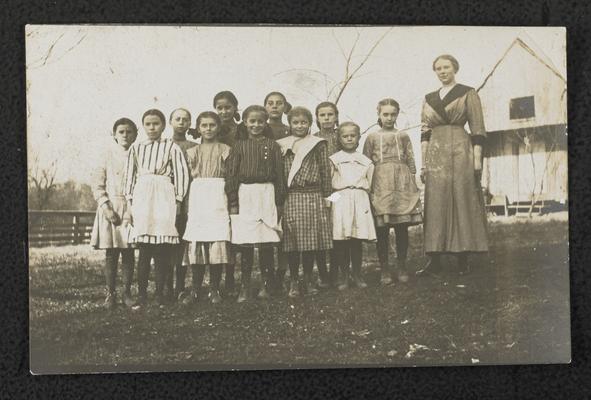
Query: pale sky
[{"left": 26, "top": 25, "right": 566, "bottom": 184}]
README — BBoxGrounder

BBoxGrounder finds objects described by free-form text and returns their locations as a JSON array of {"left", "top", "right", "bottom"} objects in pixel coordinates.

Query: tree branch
[
  {"left": 334, "top": 27, "right": 392, "bottom": 105},
  {"left": 331, "top": 29, "right": 348, "bottom": 62}
]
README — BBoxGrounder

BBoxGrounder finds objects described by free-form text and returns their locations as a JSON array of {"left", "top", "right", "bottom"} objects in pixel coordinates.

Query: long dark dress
[{"left": 421, "top": 83, "right": 488, "bottom": 253}]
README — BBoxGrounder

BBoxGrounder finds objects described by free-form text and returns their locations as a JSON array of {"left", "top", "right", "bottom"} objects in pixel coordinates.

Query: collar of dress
[
  {"left": 330, "top": 150, "right": 372, "bottom": 167},
  {"left": 277, "top": 134, "right": 326, "bottom": 187},
  {"left": 140, "top": 137, "right": 167, "bottom": 146},
  {"left": 425, "top": 83, "right": 472, "bottom": 123}
]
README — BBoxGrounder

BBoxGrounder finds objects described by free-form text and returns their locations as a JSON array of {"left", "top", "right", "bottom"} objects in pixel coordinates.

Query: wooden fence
[{"left": 28, "top": 210, "right": 96, "bottom": 247}]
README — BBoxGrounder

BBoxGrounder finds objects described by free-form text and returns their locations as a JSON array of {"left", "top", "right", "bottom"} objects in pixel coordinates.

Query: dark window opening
[{"left": 510, "top": 96, "right": 535, "bottom": 120}]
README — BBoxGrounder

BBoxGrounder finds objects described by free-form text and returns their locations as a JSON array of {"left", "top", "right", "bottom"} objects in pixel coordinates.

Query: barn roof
[{"left": 477, "top": 36, "right": 566, "bottom": 93}]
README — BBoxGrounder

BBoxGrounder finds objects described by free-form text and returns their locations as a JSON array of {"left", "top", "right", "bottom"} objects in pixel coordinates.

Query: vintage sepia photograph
[{"left": 26, "top": 25, "right": 569, "bottom": 374}]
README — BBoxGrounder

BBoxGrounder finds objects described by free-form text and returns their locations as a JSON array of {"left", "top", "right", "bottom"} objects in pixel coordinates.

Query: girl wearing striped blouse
[
  {"left": 213, "top": 91, "right": 274, "bottom": 297},
  {"left": 124, "top": 109, "right": 190, "bottom": 307},
  {"left": 225, "top": 105, "right": 286, "bottom": 303}
]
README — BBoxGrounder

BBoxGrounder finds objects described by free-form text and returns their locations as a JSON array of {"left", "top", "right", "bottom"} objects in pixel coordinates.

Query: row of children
[{"left": 90, "top": 91, "right": 422, "bottom": 309}]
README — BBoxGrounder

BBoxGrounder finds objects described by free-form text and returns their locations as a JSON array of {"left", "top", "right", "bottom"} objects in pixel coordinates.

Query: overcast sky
[{"left": 26, "top": 25, "right": 565, "bottom": 184}]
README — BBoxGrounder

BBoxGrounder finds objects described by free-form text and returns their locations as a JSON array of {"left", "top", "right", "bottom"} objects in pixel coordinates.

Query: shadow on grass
[{"left": 29, "top": 217, "right": 570, "bottom": 372}]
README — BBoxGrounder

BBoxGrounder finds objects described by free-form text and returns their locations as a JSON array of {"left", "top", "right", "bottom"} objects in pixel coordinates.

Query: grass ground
[{"left": 29, "top": 213, "right": 570, "bottom": 373}]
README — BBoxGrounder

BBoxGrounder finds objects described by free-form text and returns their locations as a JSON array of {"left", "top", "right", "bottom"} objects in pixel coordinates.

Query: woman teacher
[{"left": 417, "top": 54, "right": 488, "bottom": 275}]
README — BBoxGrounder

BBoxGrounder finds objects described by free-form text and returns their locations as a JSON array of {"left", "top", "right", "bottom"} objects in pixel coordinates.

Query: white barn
[{"left": 478, "top": 37, "right": 567, "bottom": 209}]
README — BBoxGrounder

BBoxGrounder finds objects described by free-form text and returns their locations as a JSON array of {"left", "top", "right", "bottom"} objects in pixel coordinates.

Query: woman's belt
[{"left": 376, "top": 157, "right": 406, "bottom": 165}]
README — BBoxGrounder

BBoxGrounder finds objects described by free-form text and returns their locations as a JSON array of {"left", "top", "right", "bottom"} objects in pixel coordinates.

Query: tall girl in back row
[
  {"left": 312, "top": 101, "right": 341, "bottom": 288},
  {"left": 124, "top": 109, "right": 189, "bottom": 307},
  {"left": 363, "top": 99, "right": 422, "bottom": 285}
]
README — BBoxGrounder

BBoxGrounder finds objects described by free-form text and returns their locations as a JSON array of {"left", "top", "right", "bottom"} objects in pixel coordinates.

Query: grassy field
[{"left": 29, "top": 213, "right": 570, "bottom": 373}]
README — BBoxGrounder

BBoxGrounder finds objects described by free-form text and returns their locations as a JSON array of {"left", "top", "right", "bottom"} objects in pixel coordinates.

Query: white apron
[
  {"left": 230, "top": 182, "right": 282, "bottom": 244},
  {"left": 183, "top": 178, "right": 231, "bottom": 242},
  {"left": 129, "top": 174, "right": 179, "bottom": 242}
]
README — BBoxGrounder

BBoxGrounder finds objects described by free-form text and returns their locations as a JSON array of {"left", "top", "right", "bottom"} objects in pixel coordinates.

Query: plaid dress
[{"left": 278, "top": 136, "right": 333, "bottom": 252}]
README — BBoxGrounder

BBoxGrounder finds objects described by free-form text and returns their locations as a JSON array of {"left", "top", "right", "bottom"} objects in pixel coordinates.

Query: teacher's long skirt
[{"left": 423, "top": 125, "right": 488, "bottom": 253}]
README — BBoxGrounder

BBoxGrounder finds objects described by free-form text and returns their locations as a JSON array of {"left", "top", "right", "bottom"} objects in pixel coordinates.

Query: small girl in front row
[
  {"left": 277, "top": 107, "right": 333, "bottom": 297},
  {"left": 330, "top": 122, "right": 376, "bottom": 290},
  {"left": 225, "top": 105, "right": 286, "bottom": 303},
  {"left": 124, "top": 109, "right": 190, "bottom": 307},
  {"left": 363, "top": 98, "right": 422, "bottom": 285},
  {"left": 182, "top": 112, "right": 232, "bottom": 305},
  {"left": 91, "top": 118, "right": 138, "bottom": 309}
]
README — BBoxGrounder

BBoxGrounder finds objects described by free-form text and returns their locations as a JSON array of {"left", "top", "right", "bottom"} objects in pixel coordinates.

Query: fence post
[{"left": 73, "top": 214, "right": 80, "bottom": 244}]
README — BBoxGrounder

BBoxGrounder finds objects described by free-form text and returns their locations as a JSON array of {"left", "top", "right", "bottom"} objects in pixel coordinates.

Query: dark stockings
[
  {"left": 137, "top": 244, "right": 172, "bottom": 300},
  {"left": 288, "top": 251, "right": 315, "bottom": 281},
  {"left": 258, "top": 247, "right": 275, "bottom": 287},
  {"left": 333, "top": 239, "right": 362, "bottom": 279},
  {"left": 376, "top": 225, "right": 409, "bottom": 268},
  {"left": 239, "top": 246, "right": 254, "bottom": 286},
  {"left": 315, "top": 249, "right": 337, "bottom": 285},
  {"left": 104, "top": 248, "right": 134, "bottom": 294}
]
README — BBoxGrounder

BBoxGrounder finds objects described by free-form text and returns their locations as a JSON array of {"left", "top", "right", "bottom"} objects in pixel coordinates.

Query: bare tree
[
  {"left": 275, "top": 27, "right": 393, "bottom": 108},
  {"left": 513, "top": 126, "right": 559, "bottom": 217},
  {"left": 329, "top": 28, "right": 393, "bottom": 105},
  {"left": 28, "top": 156, "right": 58, "bottom": 210}
]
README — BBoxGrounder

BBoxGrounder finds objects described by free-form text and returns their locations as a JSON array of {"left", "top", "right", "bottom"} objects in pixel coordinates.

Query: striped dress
[
  {"left": 277, "top": 135, "right": 333, "bottom": 252},
  {"left": 124, "top": 137, "right": 189, "bottom": 244}
]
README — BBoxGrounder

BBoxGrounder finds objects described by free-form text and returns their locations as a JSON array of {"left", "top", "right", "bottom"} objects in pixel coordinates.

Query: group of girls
[{"left": 91, "top": 90, "right": 422, "bottom": 309}]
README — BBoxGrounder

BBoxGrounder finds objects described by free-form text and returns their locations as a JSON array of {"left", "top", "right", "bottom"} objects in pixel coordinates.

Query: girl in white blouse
[
  {"left": 330, "top": 122, "right": 376, "bottom": 290},
  {"left": 91, "top": 118, "right": 138, "bottom": 309}
]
